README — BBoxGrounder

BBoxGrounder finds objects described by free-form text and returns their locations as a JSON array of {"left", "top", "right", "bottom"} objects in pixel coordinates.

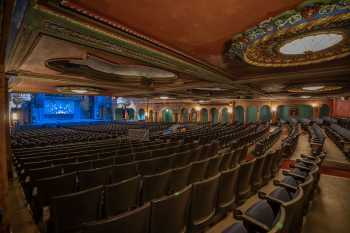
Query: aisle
[{"left": 302, "top": 175, "right": 350, "bottom": 233}]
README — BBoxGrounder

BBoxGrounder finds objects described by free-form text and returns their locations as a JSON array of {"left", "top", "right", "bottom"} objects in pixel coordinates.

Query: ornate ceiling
[{"left": 5, "top": 0, "right": 350, "bottom": 100}]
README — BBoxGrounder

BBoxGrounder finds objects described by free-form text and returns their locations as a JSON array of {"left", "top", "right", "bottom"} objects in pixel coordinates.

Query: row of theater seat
[
  {"left": 15, "top": 123, "right": 274, "bottom": 233},
  {"left": 254, "top": 127, "right": 282, "bottom": 156},
  {"left": 325, "top": 123, "right": 350, "bottom": 158},
  {"left": 40, "top": 140, "right": 282, "bottom": 233},
  {"left": 223, "top": 144, "right": 326, "bottom": 233},
  {"left": 306, "top": 123, "right": 325, "bottom": 155}
]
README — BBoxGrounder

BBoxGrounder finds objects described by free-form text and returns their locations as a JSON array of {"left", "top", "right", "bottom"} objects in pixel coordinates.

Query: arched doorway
[
  {"left": 297, "top": 104, "right": 313, "bottom": 119},
  {"left": 320, "top": 104, "right": 330, "bottom": 118},
  {"left": 115, "top": 108, "right": 123, "bottom": 121},
  {"left": 200, "top": 108, "right": 209, "bottom": 122},
  {"left": 235, "top": 106, "right": 244, "bottom": 123},
  {"left": 210, "top": 108, "right": 218, "bottom": 123},
  {"left": 138, "top": 108, "right": 145, "bottom": 120},
  {"left": 260, "top": 105, "right": 272, "bottom": 122},
  {"left": 247, "top": 105, "right": 257, "bottom": 123},
  {"left": 181, "top": 108, "right": 189, "bottom": 122},
  {"left": 277, "top": 105, "right": 289, "bottom": 121},
  {"left": 162, "top": 108, "right": 174, "bottom": 123},
  {"left": 126, "top": 108, "right": 135, "bottom": 120},
  {"left": 190, "top": 109, "right": 197, "bottom": 122},
  {"left": 221, "top": 108, "right": 229, "bottom": 123}
]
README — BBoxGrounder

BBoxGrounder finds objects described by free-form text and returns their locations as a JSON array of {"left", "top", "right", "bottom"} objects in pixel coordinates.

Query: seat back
[
  {"left": 168, "top": 164, "right": 191, "bottom": 194},
  {"left": 237, "top": 159, "right": 256, "bottom": 204},
  {"left": 78, "top": 166, "right": 112, "bottom": 190},
  {"left": 190, "top": 173, "right": 220, "bottom": 230},
  {"left": 51, "top": 185, "right": 103, "bottom": 233},
  {"left": 62, "top": 161, "right": 92, "bottom": 173},
  {"left": 142, "top": 170, "right": 171, "bottom": 203},
  {"left": 188, "top": 158, "right": 209, "bottom": 184},
  {"left": 93, "top": 157, "right": 115, "bottom": 169},
  {"left": 83, "top": 203, "right": 151, "bottom": 233},
  {"left": 28, "top": 166, "right": 62, "bottom": 181},
  {"left": 251, "top": 154, "right": 266, "bottom": 191},
  {"left": 35, "top": 172, "right": 76, "bottom": 208},
  {"left": 217, "top": 165, "right": 240, "bottom": 213},
  {"left": 104, "top": 175, "right": 141, "bottom": 217},
  {"left": 150, "top": 185, "right": 192, "bottom": 233},
  {"left": 205, "top": 155, "right": 223, "bottom": 178},
  {"left": 219, "top": 150, "right": 233, "bottom": 171},
  {"left": 110, "top": 162, "right": 138, "bottom": 183}
]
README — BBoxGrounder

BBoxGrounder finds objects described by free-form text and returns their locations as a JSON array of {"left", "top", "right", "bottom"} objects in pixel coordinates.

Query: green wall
[
  {"left": 277, "top": 106, "right": 289, "bottom": 121},
  {"left": 221, "top": 108, "right": 229, "bottom": 123},
  {"left": 162, "top": 109, "right": 173, "bottom": 122},
  {"left": 201, "top": 109, "right": 209, "bottom": 122},
  {"left": 247, "top": 106, "right": 257, "bottom": 123},
  {"left": 297, "top": 104, "right": 313, "bottom": 119},
  {"left": 260, "top": 105, "right": 272, "bottom": 122},
  {"left": 210, "top": 108, "right": 218, "bottom": 123},
  {"left": 235, "top": 106, "right": 244, "bottom": 123},
  {"left": 320, "top": 104, "right": 330, "bottom": 118}
]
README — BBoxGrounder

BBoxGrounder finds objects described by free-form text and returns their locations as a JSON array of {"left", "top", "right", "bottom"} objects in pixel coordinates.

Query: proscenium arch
[
  {"left": 235, "top": 106, "right": 244, "bottom": 123},
  {"left": 260, "top": 105, "right": 272, "bottom": 122},
  {"left": 200, "top": 108, "right": 209, "bottom": 122},
  {"left": 210, "top": 107, "right": 218, "bottom": 123},
  {"left": 320, "top": 104, "right": 330, "bottom": 118},
  {"left": 247, "top": 105, "right": 257, "bottom": 123},
  {"left": 221, "top": 107, "right": 229, "bottom": 123}
]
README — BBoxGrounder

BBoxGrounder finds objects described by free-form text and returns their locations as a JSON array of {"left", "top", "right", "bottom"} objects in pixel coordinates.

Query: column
[
  {"left": 0, "top": 74, "right": 9, "bottom": 212},
  {"left": 231, "top": 101, "right": 235, "bottom": 123}
]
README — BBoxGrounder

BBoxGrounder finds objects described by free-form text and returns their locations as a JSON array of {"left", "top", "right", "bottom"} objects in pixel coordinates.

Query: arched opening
[
  {"left": 320, "top": 104, "right": 330, "bottom": 118},
  {"left": 181, "top": 108, "right": 189, "bottom": 122},
  {"left": 247, "top": 105, "right": 257, "bottom": 123},
  {"left": 138, "top": 108, "right": 145, "bottom": 121},
  {"left": 126, "top": 108, "right": 135, "bottom": 120},
  {"left": 260, "top": 105, "right": 272, "bottom": 122},
  {"left": 115, "top": 108, "right": 123, "bottom": 121},
  {"left": 221, "top": 108, "right": 229, "bottom": 123},
  {"left": 210, "top": 108, "right": 218, "bottom": 123},
  {"left": 235, "top": 106, "right": 244, "bottom": 123},
  {"left": 277, "top": 105, "right": 289, "bottom": 121},
  {"left": 200, "top": 108, "right": 209, "bottom": 122},
  {"left": 149, "top": 110, "right": 154, "bottom": 122},
  {"left": 297, "top": 104, "right": 313, "bottom": 120},
  {"left": 190, "top": 109, "right": 197, "bottom": 122},
  {"left": 162, "top": 108, "right": 174, "bottom": 123}
]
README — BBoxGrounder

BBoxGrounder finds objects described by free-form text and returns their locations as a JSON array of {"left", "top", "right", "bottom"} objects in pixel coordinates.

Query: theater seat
[
  {"left": 189, "top": 173, "right": 220, "bottom": 233},
  {"left": 168, "top": 164, "right": 191, "bottom": 194},
  {"left": 110, "top": 162, "right": 138, "bottom": 183},
  {"left": 188, "top": 158, "right": 209, "bottom": 184},
  {"left": 83, "top": 203, "right": 150, "bottom": 233},
  {"left": 150, "top": 185, "right": 191, "bottom": 233},
  {"left": 237, "top": 159, "right": 256, "bottom": 205},
  {"left": 251, "top": 154, "right": 266, "bottom": 192},
  {"left": 205, "top": 154, "right": 223, "bottom": 178},
  {"left": 142, "top": 170, "right": 171, "bottom": 203},
  {"left": 50, "top": 185, "right": 103, "bottom": 233},
  {"left": 104, "top": 175, "right": 141, "bottom": 217},
  {"left": 78, "top": 166, "right": 112, "bottom": 190}
]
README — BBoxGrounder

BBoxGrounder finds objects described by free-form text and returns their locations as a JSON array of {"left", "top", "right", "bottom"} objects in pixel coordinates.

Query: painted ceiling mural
[{"left": 228, "top": 0, "right": 350, "bottom": 67}]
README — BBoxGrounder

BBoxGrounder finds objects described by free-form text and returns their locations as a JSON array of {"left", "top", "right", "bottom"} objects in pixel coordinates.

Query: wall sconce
[
  {"left": 311, "top": 103, "right": 319, "bottom": 108},
  {"left": 194, "top": 106, "right": 201, "bottom": 111},
  {"left": 271, "top": 106, "right": 277, "bottom": 112},
  {"left": 228, "top": 108, "right": 233, "bottom": 113},
  {"left": 12, "top": 112, "right": 18, "bottom": 121}
]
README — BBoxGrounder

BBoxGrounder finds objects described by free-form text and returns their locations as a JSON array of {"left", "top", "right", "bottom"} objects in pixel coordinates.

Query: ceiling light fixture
[
  {"left": 300, "top": 95, "right": 311, "bottom": 98},
  {"left": 71, "top": 89, "right": 88, "bottom": 94},
  {"left": 159, "top": 96, "right": 169, "bottom": 100},
  {"left": 302, "top": 85, "right": 325, "bottom": 91}
]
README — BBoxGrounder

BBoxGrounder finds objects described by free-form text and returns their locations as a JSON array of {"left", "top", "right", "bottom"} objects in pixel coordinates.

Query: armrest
[
  {"left": 290, "top": 164, "right": 312, "bottom": 172},
  {"left": 234, "top": 209, "right": 270, "bottom": 232},
  {"left": 282, "top": 170, "right": 306, "bottom": 181},
  {"left": 300, "top": 154, "right": 316, "bottom": 160},
  {"left": 296, "top": 158, "right": 315, "bottom": 166},
  {"left": 273, "top": 179, "right": 298, "bottom": 192},
  {"left": 258, "top": 191, "right": 284, "bottom": 205}
]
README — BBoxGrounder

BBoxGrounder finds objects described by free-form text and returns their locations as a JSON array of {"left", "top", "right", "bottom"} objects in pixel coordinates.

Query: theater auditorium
[{"left": 1, "top": 1, "right": 350, "bottom": 233}]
